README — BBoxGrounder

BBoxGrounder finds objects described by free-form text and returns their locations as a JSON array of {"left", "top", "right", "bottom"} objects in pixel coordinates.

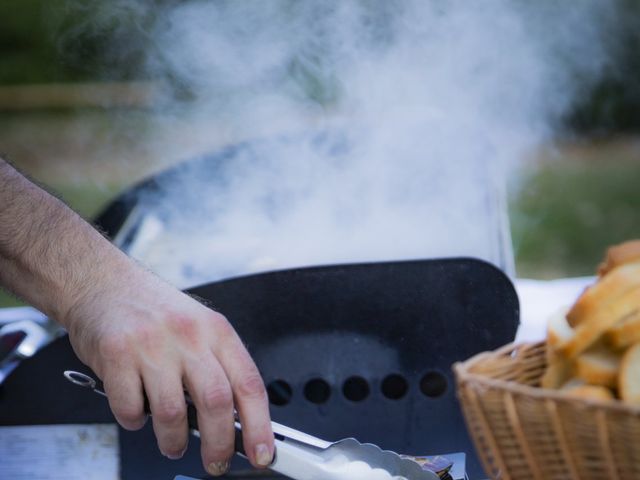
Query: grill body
[{"left": 0, "top": 258, "right": 518, "bottom": 479}]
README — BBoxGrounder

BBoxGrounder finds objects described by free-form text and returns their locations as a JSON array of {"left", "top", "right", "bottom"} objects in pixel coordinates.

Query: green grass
[
  {"left": 510, "top": 160, "right": 640, "bottom": 278},
  {"left": 53, "top": 184, "right": 121, "bottom": 219},
  {"left": 0, "top": 291, "right": 24, "bottom": 308}
]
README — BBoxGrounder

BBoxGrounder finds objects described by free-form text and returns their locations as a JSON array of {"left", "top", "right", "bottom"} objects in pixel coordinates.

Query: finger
[
  {"left": 215, "top": 337, "right": 274, "bottom": 469},
  {"left": 143, "top": 367, "right": 189, "bottom": 460},
  {"left": 102, "top": 368, "right": 147, "bottom": 431},
  {"left": 184, "top": 355, "right": 235, "bottom": 477}
]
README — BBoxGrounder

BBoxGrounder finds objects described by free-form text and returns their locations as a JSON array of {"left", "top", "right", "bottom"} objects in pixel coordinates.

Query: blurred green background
[{"left": 1, "top": 0, "right": 640, "bottom": 307}]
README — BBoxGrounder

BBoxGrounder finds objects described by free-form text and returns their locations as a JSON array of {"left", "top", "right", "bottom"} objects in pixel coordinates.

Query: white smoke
[{"left": 101, "top": 0, "right": 615, "bottom": 286}]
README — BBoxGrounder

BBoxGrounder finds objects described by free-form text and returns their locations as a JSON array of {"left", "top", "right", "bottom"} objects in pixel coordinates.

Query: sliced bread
[
  {"left": 563, "top": 384, "right": 615, "bottom": 402},
  {"left": 559, "top": 285, "right": 640, "bottom": 358},
  {"left": 598, "top": 240, "right": 640, "bottom": 277},
  {"left": 575, "top": 344, "right": 622, "bottom": 388},
  {"left": 547, "top": 308, "right": 574, "bottom": 350},
  {"left": 566, "top": 262, "right": 640, "bottom": 327},
  {"left": 605, "top": 310, "right": 640, "bottom": 350},
  {"left": 619, "top": 343, "right": 640, "bottom": 405}
]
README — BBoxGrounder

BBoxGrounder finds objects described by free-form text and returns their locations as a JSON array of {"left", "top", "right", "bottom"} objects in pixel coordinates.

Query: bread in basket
[{"left": 454, "top": 240, "right": 640, "bottom": 480}]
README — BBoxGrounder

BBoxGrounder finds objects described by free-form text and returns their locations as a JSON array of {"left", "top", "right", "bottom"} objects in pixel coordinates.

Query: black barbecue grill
[
  {"left": 0, "top": 257, "right": 518, "bottom": 479},
  {"left": 0, "top": 133, "right": 518, "bottom": 479}
]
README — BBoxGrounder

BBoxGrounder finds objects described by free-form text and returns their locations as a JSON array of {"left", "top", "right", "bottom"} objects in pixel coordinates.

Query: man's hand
[
  {"left": 66, "top": 265, "right": 274, "bottom": 475},
  {"left": 0, "top": 158, "right": 274, "bottom": 476}
]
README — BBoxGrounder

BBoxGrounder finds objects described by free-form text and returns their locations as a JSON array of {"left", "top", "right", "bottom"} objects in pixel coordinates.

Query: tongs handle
[
  {"left": 63, "top": 370, "right": 250, "bottom": 455},
  {"left": 62, "top": 369, "right": 352, "bottom": 474},
  {"left": 270, "top": 421, "right": 331, "bottom": 449}
]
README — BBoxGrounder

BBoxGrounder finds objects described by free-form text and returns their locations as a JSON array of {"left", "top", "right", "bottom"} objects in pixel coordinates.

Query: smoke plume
[{"left": 81, "top": 0, "right": 616, "bottom": 286}]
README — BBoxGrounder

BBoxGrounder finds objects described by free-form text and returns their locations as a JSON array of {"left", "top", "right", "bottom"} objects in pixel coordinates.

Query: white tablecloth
[{"left": 514, "top": 276, "right": 594, "bottom": 343}]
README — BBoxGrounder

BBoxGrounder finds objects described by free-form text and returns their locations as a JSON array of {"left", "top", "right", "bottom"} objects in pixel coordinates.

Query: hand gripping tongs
[{"left": 64, "top": 370, "right": 439, "bottom": 480}]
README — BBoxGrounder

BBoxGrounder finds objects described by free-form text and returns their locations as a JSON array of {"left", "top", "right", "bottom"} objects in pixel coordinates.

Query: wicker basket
[{"left": 454, "top": 341, "right": 640, "bottom": 480}]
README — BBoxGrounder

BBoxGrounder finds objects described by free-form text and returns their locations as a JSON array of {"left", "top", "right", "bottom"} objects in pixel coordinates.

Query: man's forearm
[
  {"left": 0, "top": 159, "right": 275, "bottom": 474},
  {"left": 0, "top": 158, "right": 128, "bottom": 325}
]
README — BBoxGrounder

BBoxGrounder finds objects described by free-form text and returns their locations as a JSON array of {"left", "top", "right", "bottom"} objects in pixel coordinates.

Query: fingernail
[
  {"left": 255, "top": 443, "right": 273, "bottom": 467},
  {"left": 165, "top": 445, "right": 187, "bottom": 460},
  {"left": 207, "top": 460, "right": 230, "bottom": 476}
]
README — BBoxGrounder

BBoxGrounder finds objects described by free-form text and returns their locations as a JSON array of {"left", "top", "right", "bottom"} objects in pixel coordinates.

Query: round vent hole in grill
[
  {"left": 267, "top": 380, "right": 293, "bottom": 406},
  {"left": 419, "top": 371, "right": 448, "bottom": 398},
  {"left": 381, "top": 374, "right": 409, "bottom": 400},
  {"left": 304, "top": 378, "right": 332, "bottom": 404},
  {"left": 342, "top": 376, "right": 370, "bottom": 402}
]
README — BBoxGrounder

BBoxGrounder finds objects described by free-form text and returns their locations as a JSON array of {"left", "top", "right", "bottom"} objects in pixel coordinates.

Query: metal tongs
[{"left": 64, "top": 370, "right": 438, "bottom": 480}]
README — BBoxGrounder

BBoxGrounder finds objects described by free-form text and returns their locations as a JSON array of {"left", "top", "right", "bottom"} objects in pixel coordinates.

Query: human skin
[{"left": 0, "top": 158, "right": 274, "bottom": 476}]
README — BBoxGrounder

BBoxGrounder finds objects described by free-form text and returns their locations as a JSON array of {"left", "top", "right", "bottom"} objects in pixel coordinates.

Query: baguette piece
[
  {"left": 560, "top": 377, "right": 615, "bottom": 401},
  {"left": 575, "top": 344, "right": 622, "bottom": 388},
  {"left": 598, "top": 240, "right": 640, "bottom": 277},
  {"left": 619, "top": 343, "right": 640, "bottom": 405},
  {"left": 560, "top": 377, "right": 586, "bottom": 390},
  {"left": 547, "top": 308, "right": 573, "bottom": 350},
  {"left": 563, "top": 385, "right": 615, "bottom": 401},
  {"left": 559, "top": 285, "right": 640, "bottom": 358},
  {"left": 541, "top": 354, "right": 573, "bottom": 390},
  {"left": 566, "top": 262, "right": 640, "bottom": 327},
  {"left": 542, "top": 311, "right": 575, "bottom": 389},
  {"left": 605, "top": 311, "right": 640, "bottom": 350}
]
